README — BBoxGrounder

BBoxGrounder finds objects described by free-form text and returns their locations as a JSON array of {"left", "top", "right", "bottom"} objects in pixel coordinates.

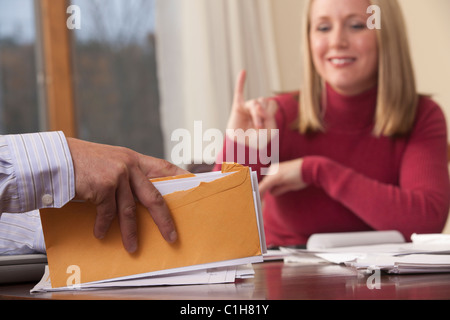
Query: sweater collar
[{"left": 323, "top": 82, "right": 378, "bottom": 132}]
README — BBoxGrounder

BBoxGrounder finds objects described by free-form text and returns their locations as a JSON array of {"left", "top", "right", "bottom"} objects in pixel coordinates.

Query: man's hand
[{"left": 67, "top": 138, "right": 188, "bottom": 253}]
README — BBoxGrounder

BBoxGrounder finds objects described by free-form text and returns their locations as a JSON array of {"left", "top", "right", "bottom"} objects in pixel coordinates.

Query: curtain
[{"left": 155, "top": 0, "right": 281, "bottom": 165}]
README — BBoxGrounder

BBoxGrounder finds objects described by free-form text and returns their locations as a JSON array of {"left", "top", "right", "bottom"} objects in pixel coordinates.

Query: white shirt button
[{"left": 42, "top": 194, "right": 54, "bottom": 206}]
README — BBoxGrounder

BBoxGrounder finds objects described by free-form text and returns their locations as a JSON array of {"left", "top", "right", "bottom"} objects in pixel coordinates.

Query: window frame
[{"left": 37, "top": 0, "right": 77, "bottom": 137}]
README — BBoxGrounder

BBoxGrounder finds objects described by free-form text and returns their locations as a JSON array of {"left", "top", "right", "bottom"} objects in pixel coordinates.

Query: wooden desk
[{"left": 1, "top": 261, "right": 450, "bottom": 300}]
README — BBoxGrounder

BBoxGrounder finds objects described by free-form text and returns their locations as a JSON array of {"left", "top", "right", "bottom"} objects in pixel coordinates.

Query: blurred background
[{"left": 0, "top": 0, "right": 449, "bottom": 165}]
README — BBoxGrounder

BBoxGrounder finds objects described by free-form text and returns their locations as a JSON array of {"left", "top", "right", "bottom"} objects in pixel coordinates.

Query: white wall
[
  {"left": 398, "top": 0, "right": 450, "bottom": 140},
  {"left": 269, "top": 0, "right": 305, "bottom": 92}
]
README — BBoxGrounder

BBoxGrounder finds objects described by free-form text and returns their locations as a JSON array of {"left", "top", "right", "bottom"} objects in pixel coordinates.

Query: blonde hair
[{"left": 298, "top": 0, "right": 418, "bottom": 137}]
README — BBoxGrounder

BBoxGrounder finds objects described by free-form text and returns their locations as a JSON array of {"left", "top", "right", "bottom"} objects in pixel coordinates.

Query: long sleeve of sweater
[{"left": 301, "top": 101, "right": 450, "bottom": 239}]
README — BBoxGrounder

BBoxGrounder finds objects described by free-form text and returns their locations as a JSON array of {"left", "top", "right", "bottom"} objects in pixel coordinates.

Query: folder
[{"left": 39, "top": 163, "right": 266, "bottom": 289}]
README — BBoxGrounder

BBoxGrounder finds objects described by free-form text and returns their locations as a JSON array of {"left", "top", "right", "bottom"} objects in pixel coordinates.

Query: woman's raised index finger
[{"left": 233, "top": 70, "right": 247, "bottom": 106}]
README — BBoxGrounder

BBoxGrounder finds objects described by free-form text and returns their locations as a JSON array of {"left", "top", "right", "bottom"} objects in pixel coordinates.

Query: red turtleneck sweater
[{"left": 215, "top": 85, "right": 450, "bottom": 247}]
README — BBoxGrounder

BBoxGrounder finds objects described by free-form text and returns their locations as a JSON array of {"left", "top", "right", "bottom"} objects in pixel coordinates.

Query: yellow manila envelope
[{"left": 40, "top": 164, "right": 265, "bottom": 288}]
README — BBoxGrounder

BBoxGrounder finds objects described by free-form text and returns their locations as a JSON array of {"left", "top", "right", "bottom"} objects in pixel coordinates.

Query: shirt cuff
[{"left": 5, "top": 131, "right": 75, "bottom": 212}]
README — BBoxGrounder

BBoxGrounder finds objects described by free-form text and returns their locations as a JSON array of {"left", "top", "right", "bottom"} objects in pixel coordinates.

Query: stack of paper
[
  {"left": 276, "top": 231, "right": 450, "bottom": 274},
  {"left": 31, "top": 264, "right": 255, "bottom": 293},
  {"left": 348, "top": 252, "right": 450, "bottom": 274},
  {"left": 33, "top": 164, "right": 266, "bottom": 292}
]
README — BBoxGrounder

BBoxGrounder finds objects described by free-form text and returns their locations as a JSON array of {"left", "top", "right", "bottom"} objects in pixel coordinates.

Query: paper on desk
[
  {"left": 276, "top": 231, "right": 450, "bottom": 274},
  {"left": 31, "top": 264, "right": 254, "bottom": 293},
  {"left": 313, "top": 242, "right": 450, "bottom": 264},
  {"left": 309, "top": 242, "right": 450, "bottom": 264},
  {"left": 39, "top": 164, "right": 265, "bottom": 289},
  {"left": 306, "top": 230, "right": 405, "bottom": 250},
  {"left": 348, "top": 254, "right": 450, "bottom": 274},
  {"left": 411, "top": 233, "right": 450, "bottom": 245}
]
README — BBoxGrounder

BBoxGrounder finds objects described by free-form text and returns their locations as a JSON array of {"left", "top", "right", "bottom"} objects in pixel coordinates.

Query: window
[
  {"left": 0, "top": 0, "right": 164, "bottom": 159},
  {"left": 0, "top": 0, "right": 41, "bottom": 134},
  {"left": 70, "top": 0, "right": 164, "bottom": 158}
]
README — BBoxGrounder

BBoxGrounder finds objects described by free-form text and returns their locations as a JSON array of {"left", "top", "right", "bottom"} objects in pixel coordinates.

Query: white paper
[
  {"left": 411, "top": 233, "right": 450, "bottom": 245},
  {"left": 277, "top": 232, "right": 450, "bottom": 274},
  {"left": 31, "top": 264, "right": 255, "bottom": 293},
  {"left": 349, "top": 254, "right": 450, "bottom": 274},
  {"left": 153, "top": 171, "right": 235, "bottom": 195},
  {"left": 306, "top": 230, "right": 405, "bottom": 250}
]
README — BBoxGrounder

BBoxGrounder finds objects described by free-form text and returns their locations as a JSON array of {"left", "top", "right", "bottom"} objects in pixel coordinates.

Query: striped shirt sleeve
[
  {"left": 1, "top": 131, "right": 75, "bottom": 213},
  {"left": 0, "top": 131, "right": 75, "bottom": 255},
  {"left": 0, "top": 211, "right": 46, "bottom": 255}
]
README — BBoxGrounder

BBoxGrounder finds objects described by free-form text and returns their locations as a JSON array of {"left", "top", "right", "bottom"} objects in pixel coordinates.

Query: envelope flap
[
  {"left": 164, "top": 167, "right": 249, "bottom": 210},
  {"left": 151, "top": 173, "right": 196, "bottom": 183}
]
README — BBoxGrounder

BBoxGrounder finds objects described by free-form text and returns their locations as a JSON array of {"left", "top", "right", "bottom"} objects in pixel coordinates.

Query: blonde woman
[{"left": 216, "top": 0, "right": 450, "bottom": 247}]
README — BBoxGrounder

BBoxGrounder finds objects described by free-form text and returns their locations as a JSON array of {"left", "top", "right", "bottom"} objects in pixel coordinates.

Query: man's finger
[
  {"left": 131, "top": 171, "right": 177, "bottom": 244},
  {"left": 117, "top": 180, "right": 138, "bottom": 253},
  {"left": 141, "top": 157, "right": 188, "bottom": 179},
  {"left": 144, "top": 184, "right": 177, "bottom": 244},
  {"left": 94, "top": 198, "right": 117, "bottom": 241}
]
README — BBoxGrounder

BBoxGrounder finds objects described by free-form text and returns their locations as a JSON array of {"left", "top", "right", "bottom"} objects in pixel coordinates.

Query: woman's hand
[
  {"left": 259, "top": 159, "right": 308, "bottom": 197},
  {"left": 226, "top": 70, "right": 278, "bottom": 147}
]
